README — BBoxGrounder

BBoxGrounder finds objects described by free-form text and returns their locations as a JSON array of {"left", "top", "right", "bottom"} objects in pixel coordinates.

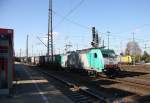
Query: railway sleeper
[
  {"left": 73, "top": 96, "right": 92, "bottom": 102},
  {"left": 73, "top": 95, "right": 88, "bottom": 99},
  {"left": 75, "top": 99, "right": 93, "bottom": 103},
  {"left": 77, "top": 101, "right": 93, "bottom": 103}
]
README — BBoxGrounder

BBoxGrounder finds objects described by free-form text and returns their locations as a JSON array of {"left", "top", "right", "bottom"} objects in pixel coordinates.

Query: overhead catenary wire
[
  {"left": 37, "top": 36, "right": 47, "bottom": 48},
  {"left": 51, "top": 10, "right": 150, "bottom": 53},
  {"left": 52, "top": 0, "right": 150, "bottom": 35},
  {"left": 54, "top": 0, "right": 86, "bottom": 28},
  {"left": 53, "top": 9, "right": 150, "bottom": 45},
  {"left": 110, "top": 23, "right": 150, "bottom": 36},
  {"left": 53, "top": 10, "right": 90, "bottom": 30},
  {"left": 53, "top": 6, "right": 150, "bottom": 42}
]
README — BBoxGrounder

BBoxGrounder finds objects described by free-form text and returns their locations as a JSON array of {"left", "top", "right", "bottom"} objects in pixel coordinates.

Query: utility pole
[
  {"left": 102, "top": 39, "right": 104, "bottom": 48},
  {"left": 133, "top": 32, "right": 135, "bottom": 65},
  {"left": 20, "top": 48, "right": 22, "bottom": 58},
  {"left": 32, "top": 45, "right": 33, "bottom": 57},
  {"left": 144, "top": 43, "right": 147, "bottom": 51},
  {"left": 133, "top": 32, "right": 135, "bottom": 42},
  {"left": 107, "top": 31, "right": 110, "bottom": 50},
  {"left": 120, "top": 41, "right": 123, "bottom": 54},
  {"left": 50, "top": 0, "right": 53, "bottom": 62},
  {"left": 76, "top": 44, "right": 78, "bottom": 50},
  {"left": 47, "top": 0, "right": 50, "bottom": 56},
  {"left": 26, "top": 35, "right": 29, "bottom": 62},
  {"left": 107, "top": 31, "right": 110, "bottom": 65},
  {"left": 47, "top": 0, "right": 53, "bottom": 63}
]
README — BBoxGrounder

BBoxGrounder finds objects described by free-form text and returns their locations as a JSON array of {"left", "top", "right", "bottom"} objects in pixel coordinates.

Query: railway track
[
  {"left": 36, "top": 68, "right": 106, "bottom": 103},
  {"left": 100, "top": 76, "right": 150, "bottom": 87},
  {"left": 34, "top": 67, "right": 142, "bottom": 103},
  {"left": 27, "top": 64, "right": 150, "bottom": 102},
  {"left": 98, "top": 68, "right": 150, "bottom": 88},
  {"left": 98, "top": 75, "right": 150, "bottom": 95}
]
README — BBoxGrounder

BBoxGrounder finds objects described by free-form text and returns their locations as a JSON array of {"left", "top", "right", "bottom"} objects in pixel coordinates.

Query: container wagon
[{"left": 0, "top": 28, "right": 14, "bottom": 95}]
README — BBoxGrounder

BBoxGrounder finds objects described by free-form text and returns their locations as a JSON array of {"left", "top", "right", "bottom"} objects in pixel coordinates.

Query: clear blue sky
[{"left": 1, "top": 0, "right": 150, "bottom": 56}]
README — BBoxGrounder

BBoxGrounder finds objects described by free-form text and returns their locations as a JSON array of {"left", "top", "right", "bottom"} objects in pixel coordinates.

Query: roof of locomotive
[
  {"left": 61, "top": 48, "right": 102, "bottom": 55},
  {"left": 76, "top": 48, "right": 101, "bottom": 53},
  {"left": 100, "top": 48, "right": 115, "bottom": 55}
]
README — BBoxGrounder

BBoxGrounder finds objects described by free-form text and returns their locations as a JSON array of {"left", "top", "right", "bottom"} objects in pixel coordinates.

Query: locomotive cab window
[{"left": 94, "top": 53, "right": 97, "bottom": 58}]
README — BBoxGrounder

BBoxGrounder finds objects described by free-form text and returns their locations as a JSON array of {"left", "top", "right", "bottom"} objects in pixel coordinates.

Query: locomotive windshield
[
  {"left": 102, "top": 53, "right": 116, "bottom": 58},
  {"left": 100, "top": 49, "right": 116, "bottom": 58}
]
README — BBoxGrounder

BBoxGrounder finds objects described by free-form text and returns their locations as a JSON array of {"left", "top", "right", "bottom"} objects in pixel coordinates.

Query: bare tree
[
  {"left": 125, "top": 41, "right": 142, "bottom": 56},
  {"left": 125, "top": 41, "right": 142, "bottom": 62}
]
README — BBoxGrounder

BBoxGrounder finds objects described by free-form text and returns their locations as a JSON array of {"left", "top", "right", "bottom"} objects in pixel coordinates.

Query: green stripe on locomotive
[
  {"left": 86, "top": 48, "right": 104, "bottom": 72},
  {"left": 54, "top": 55, "right": 61, "bottom": 64},
  {"left": 54, "top": 54, "right": 66, "bottom": 67}
]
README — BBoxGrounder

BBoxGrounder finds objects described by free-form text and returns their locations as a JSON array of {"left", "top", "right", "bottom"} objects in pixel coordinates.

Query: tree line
[{"left": 125, "top": 41, "right": 150, "bottom": 63}]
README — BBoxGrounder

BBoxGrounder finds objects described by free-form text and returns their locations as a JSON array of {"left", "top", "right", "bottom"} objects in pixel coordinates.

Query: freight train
[
  {"left": 19, "top": 48, "right": 122, "bottom": 76},
  {"left": 24, "top": 48, "right": 105, "bottom": 74}
]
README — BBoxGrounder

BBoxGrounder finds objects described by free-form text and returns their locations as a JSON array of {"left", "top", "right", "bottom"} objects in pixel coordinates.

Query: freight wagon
[{"left": 0, "top": 28, "right": 14, "bottom": 95}]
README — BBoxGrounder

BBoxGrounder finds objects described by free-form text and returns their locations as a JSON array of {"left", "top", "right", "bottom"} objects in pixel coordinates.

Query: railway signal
[{"left": 91, "top": 27, "right": 99, "bottom": 48}]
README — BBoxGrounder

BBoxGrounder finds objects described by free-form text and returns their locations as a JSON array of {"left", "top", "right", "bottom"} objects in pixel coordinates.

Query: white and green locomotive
[{"left": 59, "top": 48, "right": 104, "bottom": 73}]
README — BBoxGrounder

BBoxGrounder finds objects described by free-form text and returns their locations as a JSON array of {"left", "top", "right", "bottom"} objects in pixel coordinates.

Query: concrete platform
[{"left": 0, "top": 63, "right": 73, "bottom": 103}]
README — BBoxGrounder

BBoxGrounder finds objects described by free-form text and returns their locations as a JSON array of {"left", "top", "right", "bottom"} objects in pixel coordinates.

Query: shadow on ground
[
  {"left": 109, "top": 70, "right": 148, "bottom": 78},
  {"left": 136, "top": 95, "right": 150, "bottom": 103}
]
